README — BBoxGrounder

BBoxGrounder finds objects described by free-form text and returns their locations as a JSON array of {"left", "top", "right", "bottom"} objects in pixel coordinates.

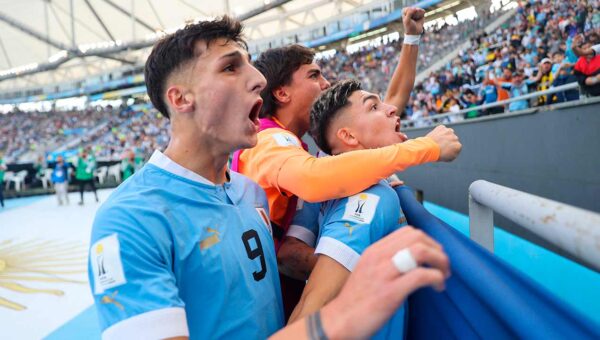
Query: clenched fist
[
  {"left": 402, "top": 7, "right": 425, "bottom": 35},
  {"left": 426, "top": 125, "right": 462, "bottom": 162}
]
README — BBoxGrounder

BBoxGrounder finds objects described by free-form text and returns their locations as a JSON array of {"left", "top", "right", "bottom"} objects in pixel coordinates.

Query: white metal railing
[
  {"left": 402, "top": 82, "right": 582, "bottom": 129},
  {"left": 468, "top": 180, "right": 600, "bottom": 273}
]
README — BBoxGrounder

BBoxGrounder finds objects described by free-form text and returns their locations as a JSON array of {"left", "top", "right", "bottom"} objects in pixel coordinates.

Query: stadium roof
[{"left": 0, "top": 0, "right": 380, "bottom": 91}]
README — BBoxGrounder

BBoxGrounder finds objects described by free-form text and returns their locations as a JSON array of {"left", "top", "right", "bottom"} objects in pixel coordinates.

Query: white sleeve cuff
[
  {"left": 287, "top": 225, "right": 317, "bottom": 247},
  {"left": 592, "top": 44, "right": 600, "bottom": 55},
  {"left": 102, "top": 307, "right": 188, "bottom": 340},
  {"left": 315, "top": 236, "right": 360, "bottom": 271}
]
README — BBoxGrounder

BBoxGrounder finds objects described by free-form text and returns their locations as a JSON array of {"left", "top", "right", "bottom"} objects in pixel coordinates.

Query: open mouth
[
  {"left": 394, "top": 119, "right": 401, "bottom": 133},
  {"left": 249, "top": 98, "right": 262, "bottom": 124}
]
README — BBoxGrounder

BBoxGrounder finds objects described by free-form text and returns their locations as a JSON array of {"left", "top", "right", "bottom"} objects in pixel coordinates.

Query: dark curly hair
[
  {"left": 144, "top": 16, "right": 247, "bottom": 119},
  {"left": 254, "top": 45, "right": 315, "bottom": 118},
  {"left": 310, "top": 79, "right": 362, "bottom": 155}
]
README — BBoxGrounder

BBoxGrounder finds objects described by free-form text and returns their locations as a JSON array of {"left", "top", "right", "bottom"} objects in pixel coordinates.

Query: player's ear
[
  {"left": 166, "top": 85, "right": 195, "bottom": 115},
  {"left": 273, "top": 86, "right": 291, "bottom": 104},
  {"left": 336, "top": 127, "right": 359, "bottom": 148}
]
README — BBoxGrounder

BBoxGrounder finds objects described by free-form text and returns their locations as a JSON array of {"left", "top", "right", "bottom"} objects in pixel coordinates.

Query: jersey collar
[{"left": 148, "top": 150, "right": 227, "bottom": 186}]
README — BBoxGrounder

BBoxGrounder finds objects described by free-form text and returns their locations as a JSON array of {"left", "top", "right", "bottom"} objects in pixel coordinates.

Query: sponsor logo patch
[
  {"left": 342, "top": 193, "right": 380, "bottom": 224},
  {"left": 272, "top": 133, "right": 300, "bottom": 147},
  {"left": 91, "top": 234, "right": 126, "bottom": 294}
]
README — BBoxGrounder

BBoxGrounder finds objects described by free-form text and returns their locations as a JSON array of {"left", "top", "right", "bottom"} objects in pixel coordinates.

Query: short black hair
[
  {"left": 310, "top": 79, "right": 362, "bottom": 155},
  {"left": 254, "top": 44, "right": 315, "bottom": 118},
  {"left": 144, "top": 16, "right": 246, "bottom": 119}
]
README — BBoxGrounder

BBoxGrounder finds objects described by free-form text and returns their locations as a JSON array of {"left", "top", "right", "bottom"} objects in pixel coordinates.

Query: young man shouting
[{"left": 289, "top": 80, "right": 448, "bottom": 337}]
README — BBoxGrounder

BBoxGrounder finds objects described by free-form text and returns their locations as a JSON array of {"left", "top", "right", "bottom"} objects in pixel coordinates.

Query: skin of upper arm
[{"left": 288, "top": 254, "right": 350, "bottom": 323}]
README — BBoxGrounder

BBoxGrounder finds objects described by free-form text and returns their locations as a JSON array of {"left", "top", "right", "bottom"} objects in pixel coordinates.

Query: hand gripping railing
[{"left": 468, "top": 180, "right": 600, "bottom": 273}]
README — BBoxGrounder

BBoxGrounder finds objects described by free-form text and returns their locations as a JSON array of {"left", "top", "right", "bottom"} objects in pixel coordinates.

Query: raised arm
[
  {"left": 279, "top": 125, "right": 460, "bottom": 202},
  {"left": 384, "top": 8, "right": 425, "bottom": 110}
]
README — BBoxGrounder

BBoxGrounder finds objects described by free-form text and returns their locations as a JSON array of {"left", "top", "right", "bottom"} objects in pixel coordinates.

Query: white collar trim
[{"left": 148, "top": 150, "right": 217, "bottom": 186}]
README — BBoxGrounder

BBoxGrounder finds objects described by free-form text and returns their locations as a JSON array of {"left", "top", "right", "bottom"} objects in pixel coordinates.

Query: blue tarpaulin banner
[{"left": 393, "top": 186, "right": 600, "bottom": 339}]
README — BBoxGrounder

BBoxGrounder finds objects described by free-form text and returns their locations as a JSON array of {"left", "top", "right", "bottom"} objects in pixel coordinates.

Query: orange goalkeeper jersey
[{"left": 233, "top": 117, "right": 440, "bottom": 248}]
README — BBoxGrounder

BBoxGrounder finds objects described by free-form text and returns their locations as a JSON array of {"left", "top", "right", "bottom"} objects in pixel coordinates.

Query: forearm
[
  {"left": 289, "top": 284, "right": 341, "bottom": 324},
  {"left": 278, "top": 137, "right": 440, "bottom": 202},
  {"left": 271, "top": 299, "right": 353, "bottom": 340},
  {"left": 277, "top": 237, "right": 318, "bottom": 281},
  {"left": 384, "top": 44, "right": 418, "bottom": 110}
]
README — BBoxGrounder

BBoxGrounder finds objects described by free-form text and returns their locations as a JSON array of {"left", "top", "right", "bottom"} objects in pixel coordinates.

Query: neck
[
  {"left": 273, "top": 107, "right": 308, "bottom": 137},
  {"left": 163, "top": 130, "right": 229, "bottom": 185}
]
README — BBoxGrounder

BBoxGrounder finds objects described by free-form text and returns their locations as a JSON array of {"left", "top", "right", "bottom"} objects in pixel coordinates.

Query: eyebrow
[
  {"left": 219, "top": 50, "right": 249, "bottom": 62},
  {"left": 307, "top": 68, "right": 321, "bottom": 76},
  {"left": 362, "top": 94, "right": 379, "bottom": 104}
]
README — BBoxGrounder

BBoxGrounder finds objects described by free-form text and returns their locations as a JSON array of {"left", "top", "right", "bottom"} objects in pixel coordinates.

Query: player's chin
[{"left": 236, "top": 135, "right": 258, "bottom": 151}]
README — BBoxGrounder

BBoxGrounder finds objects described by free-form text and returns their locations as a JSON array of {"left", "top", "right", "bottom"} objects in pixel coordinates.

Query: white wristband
[{"left": 403, "top": 34, "right": 421, "bottom": 45}]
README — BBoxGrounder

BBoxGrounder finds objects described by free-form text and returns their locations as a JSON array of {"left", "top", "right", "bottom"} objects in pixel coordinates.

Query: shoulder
[
  {"left": 229, "top": 171, "right": 268, "bottom": 203},
  {"left": 93, "top": 169, "right": 171, "bottom": 240},
  {"left": 258, "top": 128, "right": 303, "bottom": 148},
  {"left": 328, "top": 182, "right": 398, "bottom": 225}
]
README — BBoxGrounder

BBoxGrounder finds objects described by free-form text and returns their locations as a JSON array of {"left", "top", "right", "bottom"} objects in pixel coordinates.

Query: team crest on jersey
[
  {"left": 91, "top": 234, "right": 127, "bottom": 294},
  {"left": 272, "top": 133, "right": 300, "bottom": 147},
  {"left": 256, "top": 207, "right": 272, "bottom": 236},
  {"left": 342, "top": 193, "right": 380, "bottom": 224}
]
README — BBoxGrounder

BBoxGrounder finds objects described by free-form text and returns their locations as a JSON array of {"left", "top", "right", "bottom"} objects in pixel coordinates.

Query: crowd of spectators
[
  {"left": 404, "top": 0, "right": 600, "bottom": 125},
  {"left": 0, "top": 108, "right": 112, "bottom": 162},
  {"left": 319, "top": 6, "right": 498, "bottom": 97},
  {"left": 0, "top": 103, "right": 169, "bottom": 166}
]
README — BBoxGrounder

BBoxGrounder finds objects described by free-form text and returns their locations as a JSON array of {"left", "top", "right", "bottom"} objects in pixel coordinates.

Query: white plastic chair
[
  {"left": 9, "top": 170, "right": 28, "bottom": 192},
  {"left": 41, "top": 168, "right": 54, "bottom": 189},
  {"left": 95, "top": 166, "right": 108, "bottom": 185},
  {"left": 107, "top": 163, "right": 122, "bottom": 183},
  {"left": 4, "top": 171, "right": 14, "bottom": 190}
]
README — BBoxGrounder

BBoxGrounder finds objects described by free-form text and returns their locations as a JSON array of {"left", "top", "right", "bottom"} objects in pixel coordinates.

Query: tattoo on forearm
[{"left": 307, "top": 310, "right": 329, "bottom": 340}]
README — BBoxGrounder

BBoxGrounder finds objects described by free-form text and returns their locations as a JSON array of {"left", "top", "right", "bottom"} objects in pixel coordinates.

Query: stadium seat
[
  {"left": 41, "top": 168, "right": 54, "bottom": 189},
  {"left": 107, "top": 163, "right": 121, "bottom": 183},
  {"left": 95, "top": 166, "right": 108, "bottom": 185},
  {"left": 8, "top": 170, "right": 28, "bottom": 192},
  {"left": 4, "top": 171, "right": 14, "bottom": 190}
]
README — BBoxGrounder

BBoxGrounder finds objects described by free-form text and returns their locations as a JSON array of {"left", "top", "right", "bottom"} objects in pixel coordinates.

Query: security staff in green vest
[{"left": 76, "top": 147, "right": 99, "bottom": 205}]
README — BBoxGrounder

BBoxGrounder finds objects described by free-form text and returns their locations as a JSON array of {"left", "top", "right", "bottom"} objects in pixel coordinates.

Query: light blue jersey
[
  {"left": 315, "top": 180, "right": 408, "bottom": 340},
  {"left": 287, "top": 199, "right": 321, "bottom": 247},
  {"left": 89, "top": 150, "right": 284, "bottom": 339},
  {"left": 315, "top": 180, "right": 407, "bottom": 271}
]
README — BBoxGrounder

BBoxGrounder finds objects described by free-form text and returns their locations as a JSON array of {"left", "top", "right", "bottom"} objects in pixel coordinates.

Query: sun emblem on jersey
[
  {"left": 199, "top": 227, "right": 221, "bottom": 251},
  {"left": 0, "top": 239, "right": 87, "bottom": 311},
  {"left": 101, "top": 290, "right": 124, "bottom": 310},
  {"left": 343, "top": 223, "right": 355, "bottom": 236}
]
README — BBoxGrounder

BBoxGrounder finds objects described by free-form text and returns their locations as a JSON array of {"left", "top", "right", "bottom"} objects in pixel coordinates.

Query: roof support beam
[
  {"left": 147, "top": 0, "right": 165, "bottom": 29},
  {"left": 0, "top": 11, "right": 72, "bottom": 51},
  {"left": 103, "top": 0, "right": 156, "bottom": 33},
  {"left": 70, "top": 0, "right": 76, "bottom": 47},
  {"left": 84, "top": 0, "right": 116, "bottom": 41},
  {"left": 237, "top": 0, "right": 295, "bottom": 21},
  {"left": 0, "top": 35, "right": 12, "bottom": 68}
]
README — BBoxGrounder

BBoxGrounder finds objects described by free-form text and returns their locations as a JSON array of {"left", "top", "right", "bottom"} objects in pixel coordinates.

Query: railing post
[{"left": 469, "top": 193, "right": 494, "bottom": 252}]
